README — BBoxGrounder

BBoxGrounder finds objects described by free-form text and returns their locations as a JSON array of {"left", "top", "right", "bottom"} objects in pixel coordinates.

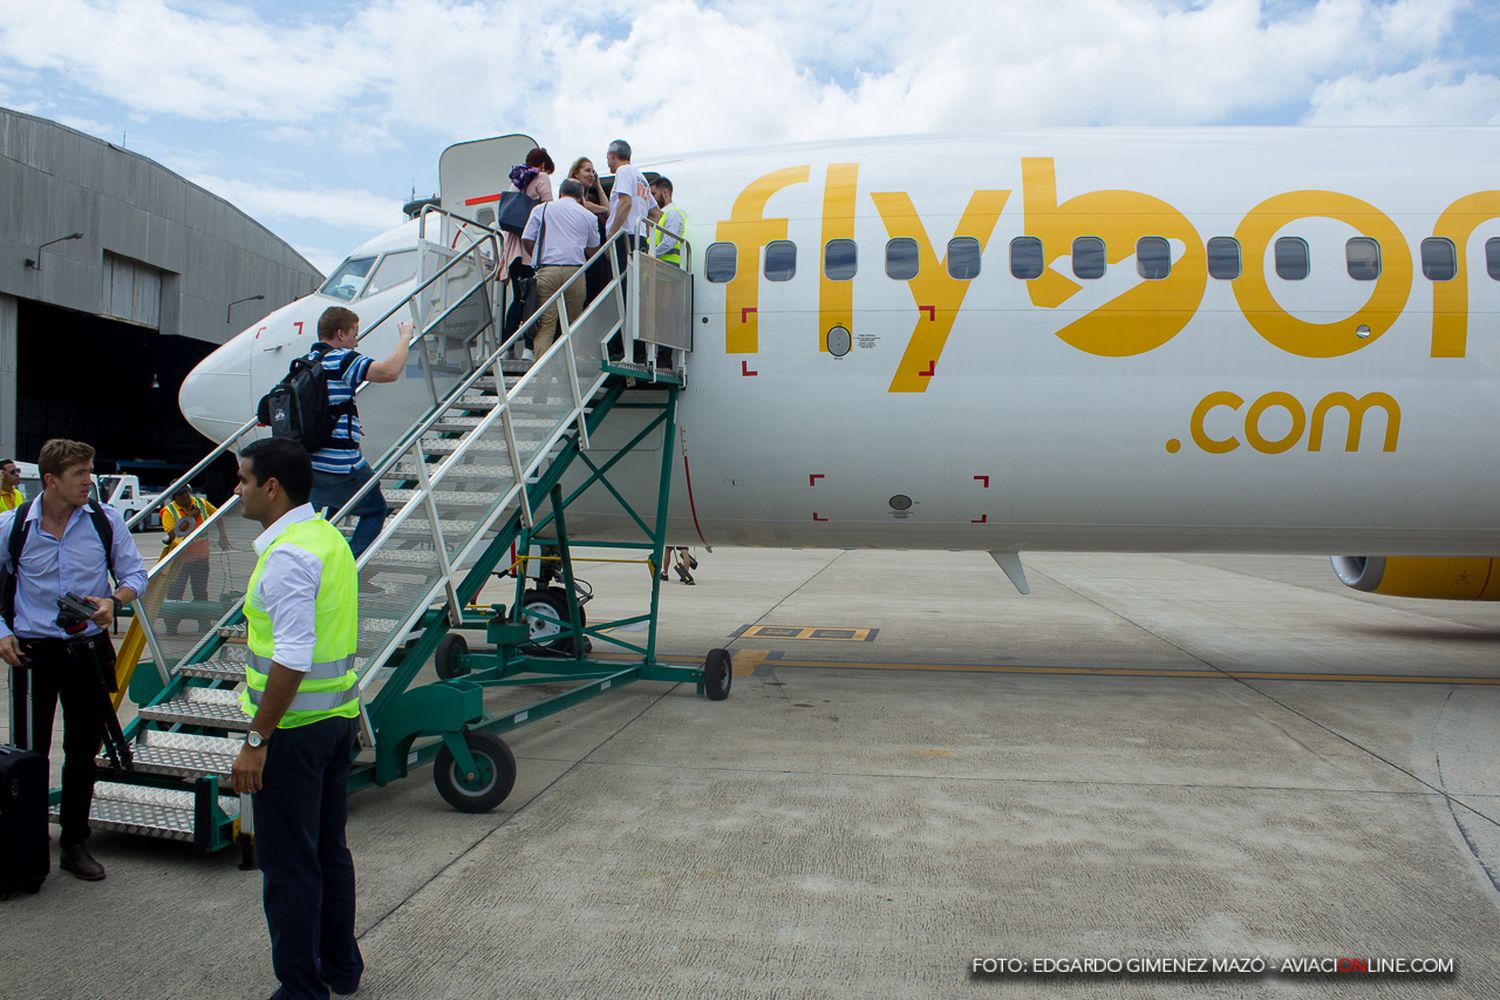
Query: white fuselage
[{"left": 182, "top": 128, "right": 1500, "bottom": 556}]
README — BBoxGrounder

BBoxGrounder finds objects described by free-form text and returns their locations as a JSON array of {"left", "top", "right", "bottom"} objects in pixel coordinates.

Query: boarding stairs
[{"left": 70, "top": 211, "right": 697, "bottom": 853}]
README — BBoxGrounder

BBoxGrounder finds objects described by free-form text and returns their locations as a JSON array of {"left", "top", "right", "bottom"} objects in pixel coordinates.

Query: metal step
[
  {"left": 429, "top": 416, "right": 484, "bottom": 432},
  {"left": 176, "top": 645, "right": 252, "bottom": 682},
  {"left": 137, "top": 686, "right": 249, "bottom": 731},
  {"left": 384, "top": 488, "right": 501, "bottom": 507},
  {"left": 388, "top": 461, "right": 518, "bottom": 481},
  {"left": 52, "top": 781, "right": 240, "bottom": 843},
  {"left": 454, "top": 393, "right": 500, "bottom": 410},
  {"left": 390, "top": 517, "right": 481, "bottom": 538},
  {"left": 99, "top": 730, "right": 240, "bottom": 780}
]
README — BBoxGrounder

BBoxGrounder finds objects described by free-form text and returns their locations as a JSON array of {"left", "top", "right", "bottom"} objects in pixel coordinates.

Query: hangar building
[{"left": 0, "top": 106, "right": 322, "bottom": 486}]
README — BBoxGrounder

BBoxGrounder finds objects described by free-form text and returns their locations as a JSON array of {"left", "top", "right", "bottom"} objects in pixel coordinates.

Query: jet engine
[{"left": 1331, "top": 556, "right": 1500, "bottom": 600}]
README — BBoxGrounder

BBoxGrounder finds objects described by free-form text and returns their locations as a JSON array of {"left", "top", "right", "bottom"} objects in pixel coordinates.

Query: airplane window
[
  {"left": 824, "top": 239, "right": 857, "bottom": 280},
  {"left": 885, "top": 238, "right": 919, "bottom": 280},
  {"left": 1488, "top": 238, "right": 1500, "bottom": 280},
  {"left": 1010, "top": 237, "right": 1043, "bottom": 279},
  {"left": 764, "top": 240, "right": 796, "bottom": 282},
  {"left": 1207, "top": 237, "right": 1241, "bottom": 279},
  {"left": 1136, "top": 237, "right": 1171, "bottom": 280},
  {"left": 705, "top": 242, "right": 737, "bottom": 283},
  {"left": 1274, "top": 237, "right": 1309, "bottom": 280},
  {"left": 946, "top": 237, "right": 982, "bottom": 280},
  {"left": 363, "top": 250, "right": 420, "bottom": 298},
  {"left": 1420, "top": 238, "right": 1456, "bottom": 281},
  {"left": 1072, "top": 237, "right": 1105, "bottom": 279},
  {"left": 319, "top": 256, "right": 377, "bottom": 301},
  {"left": 1345, "top": 238, "right": 1380, "bottom": 281}
]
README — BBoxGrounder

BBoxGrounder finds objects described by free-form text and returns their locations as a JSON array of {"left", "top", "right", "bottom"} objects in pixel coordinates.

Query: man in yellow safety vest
[
  {"left": 0, "top": 459, "right": 24, "bottom": 512},
  {"left": 229, "top": 437, "right": 363, "bottom": 1000},
  {"left": 649, "top": 176, "right": 685, "bottom": 267}
]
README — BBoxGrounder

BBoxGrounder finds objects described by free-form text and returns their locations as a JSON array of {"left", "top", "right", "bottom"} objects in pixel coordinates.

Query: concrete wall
[{"left": 0, "top": 107, "right": 322, "bottom": 343}]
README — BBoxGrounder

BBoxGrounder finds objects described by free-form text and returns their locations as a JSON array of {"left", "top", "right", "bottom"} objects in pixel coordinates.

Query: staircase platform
[{"left": 53, "top": 782, "right": 240, "bottom": 843}]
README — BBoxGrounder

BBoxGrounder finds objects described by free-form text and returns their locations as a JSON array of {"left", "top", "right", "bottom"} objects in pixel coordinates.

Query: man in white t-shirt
[
  {"left": 606, "top": 139, "right": 651, "bottom": 247},
  {"left": 521, "top": 179, "right": 601, "bottom": 359}
]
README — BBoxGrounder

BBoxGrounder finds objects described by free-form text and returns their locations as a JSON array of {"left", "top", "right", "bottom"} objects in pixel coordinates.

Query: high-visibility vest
[
  {"left": 241, "top": 516, "right": 360, "bottom": 728},
  {"left": 652, "top": 204, "right": 686, "bottom": 265},
  {"left": 0, "top": 485, "right": 24, "bottom": 513}
]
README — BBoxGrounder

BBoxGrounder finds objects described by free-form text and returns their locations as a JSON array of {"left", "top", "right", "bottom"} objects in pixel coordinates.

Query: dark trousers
[
  {"left": 166, "top": 557, "right": 209, "bottom": 601},
  {"left": 310, "top": 467, "right": 388, "bottom": 559},
  {"left": 7, "top": 635, "right": 113, "bottom": 847},
  {"left": 254, "top": 715, "right": 363, "bottom": 1000}
]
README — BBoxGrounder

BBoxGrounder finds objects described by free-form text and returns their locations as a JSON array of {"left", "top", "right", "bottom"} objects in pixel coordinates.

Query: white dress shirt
[
  {"left": 522, "top": 198, "right": 601, "bottom": 266},
  {"left": 249, "top": 503, "right": 324, "bottom": 672}
]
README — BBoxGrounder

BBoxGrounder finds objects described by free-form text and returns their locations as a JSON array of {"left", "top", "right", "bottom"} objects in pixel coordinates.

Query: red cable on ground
[{"left": 679, "top": 427, "right": 711, "bottom": 551}]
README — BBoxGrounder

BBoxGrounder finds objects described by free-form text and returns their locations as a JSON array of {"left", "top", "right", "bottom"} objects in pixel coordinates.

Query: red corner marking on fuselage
[
  {"left": 919, "top": 305, "right": 936, "bottom": 322},
  {"left": 253, "top": 325, "right": 267, "bottom": 340},
  {"left": 812, "top": 513, "right": 828, "bottom": 522},
  {"left": 293, "top": 321, "right": 304, "bottom": 337},
  {"left": 918, "top": 360, "right": 936, "bottom": 377},
  {"left": 741, "top": 306, "right": 758, "bottom": 323},
  {"left": 974, "top": 475, "right": 990, "bottom": 488},
  {"left": 971, "top": 514, "right": 988, "bottom": 524},
  {"left": 741, "top": 361, "right": 758, "bottom": 377},
  {"left": 809, "top": 474, "right": 825, "bottom": 487}
]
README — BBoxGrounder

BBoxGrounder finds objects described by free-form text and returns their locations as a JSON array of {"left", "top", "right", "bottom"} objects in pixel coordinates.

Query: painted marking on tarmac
[
  {"left": 732, "top": 625, "right": 878, "bottom": 642},
  {"left": 599, "top": 652, "right": 1499, "bottom": 687},
  {"left": 731, "top": 649, "right": 768, "bottom": 677}
]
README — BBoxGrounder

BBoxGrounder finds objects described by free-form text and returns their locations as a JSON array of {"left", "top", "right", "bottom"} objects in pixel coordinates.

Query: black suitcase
[{"left": 0, "top": 744, "right": 49, "bottom": 898}]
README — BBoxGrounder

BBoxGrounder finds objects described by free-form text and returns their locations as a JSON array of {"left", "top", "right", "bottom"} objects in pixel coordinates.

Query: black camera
[{"left": 55, "top": 592, "right": 98, "bottom": 635}]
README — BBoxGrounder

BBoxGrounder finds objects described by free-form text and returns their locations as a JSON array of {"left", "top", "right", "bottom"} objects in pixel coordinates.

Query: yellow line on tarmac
[
  {"left": 595, "top": 651, "right": 1500, "bottom": 686},
  {"left": 755, "top": 658, "right": 1500, "bottom": 686}
]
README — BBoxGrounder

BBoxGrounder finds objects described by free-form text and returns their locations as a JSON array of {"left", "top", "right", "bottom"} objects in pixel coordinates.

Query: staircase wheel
[
  {"left": 433, "top": 730, "right": 516, "bottom": 813},
  {"left": 434, "top": 632, "right": 469, "bottom": 680},
  {"left": 517, "top": 587, "right": 586, "bottom": 653},
  {"left": 702, "top": 647, "right": 732, "bottom": 701}
]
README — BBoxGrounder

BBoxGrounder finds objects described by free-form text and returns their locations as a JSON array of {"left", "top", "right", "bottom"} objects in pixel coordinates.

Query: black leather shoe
[{"left": 60, "top": 844, "right": 106, "bottom": 881}]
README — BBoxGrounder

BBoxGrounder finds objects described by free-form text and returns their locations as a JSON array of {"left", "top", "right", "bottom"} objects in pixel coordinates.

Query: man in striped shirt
[{"left": 306, "top": 306, "right": 413, "bottom": 558}]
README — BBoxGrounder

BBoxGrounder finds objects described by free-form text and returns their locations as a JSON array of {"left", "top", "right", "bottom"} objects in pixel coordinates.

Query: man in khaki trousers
[{"left": 521, "top": 178, "right": 601, "bottom": 359}]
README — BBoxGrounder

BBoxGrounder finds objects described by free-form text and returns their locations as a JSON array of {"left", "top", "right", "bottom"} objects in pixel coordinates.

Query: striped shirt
[{"left": 307, "top": 346, "right": 373, "bottom": 475}]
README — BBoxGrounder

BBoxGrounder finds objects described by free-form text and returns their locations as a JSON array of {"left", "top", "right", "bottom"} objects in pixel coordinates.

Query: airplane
[{"left": 179, "top": 128, "right": 1500, "bottom": 604}]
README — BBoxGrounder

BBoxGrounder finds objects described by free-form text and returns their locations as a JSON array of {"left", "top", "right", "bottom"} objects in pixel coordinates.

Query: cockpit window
[
  {"left": 364, "top": 250, "right": 419, "bottom": 297},
  {"left": 319, "top": 256, "right": 377, "bottom": 301}
]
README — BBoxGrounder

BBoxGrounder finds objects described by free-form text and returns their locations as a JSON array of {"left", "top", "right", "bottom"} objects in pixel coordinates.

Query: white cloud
[
  {"left": 187, "top": 173, "right": 405, "bottom": 232},
  {"left": 5, "top": 0, "right": 1495, "bottom": 238},
  {"left": 1304, "top": 63, "right": 1500, "bottom": 125}
]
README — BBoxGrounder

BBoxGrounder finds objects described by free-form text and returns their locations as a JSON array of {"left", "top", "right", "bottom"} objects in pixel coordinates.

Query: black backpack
[
  {"left": 256, "top": 342, "right": 358, "bottom": 452},
  {"left": 1, "top": 497, "right": 116, "bottom": 630}
]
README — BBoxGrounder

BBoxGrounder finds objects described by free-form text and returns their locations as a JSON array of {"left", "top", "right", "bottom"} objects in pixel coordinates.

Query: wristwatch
[{"left": 246, "top": 729, "right": 269, "bottom": 749}]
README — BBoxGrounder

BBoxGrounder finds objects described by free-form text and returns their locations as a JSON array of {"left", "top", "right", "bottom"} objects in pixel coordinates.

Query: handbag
[{"left": 497, "top": 188, "right": 539, "bottom": 235}]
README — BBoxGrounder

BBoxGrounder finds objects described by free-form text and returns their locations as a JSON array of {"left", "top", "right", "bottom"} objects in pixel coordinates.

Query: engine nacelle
[{"left": 1331, "top": 556, "right": 1500, "bottom": 600}]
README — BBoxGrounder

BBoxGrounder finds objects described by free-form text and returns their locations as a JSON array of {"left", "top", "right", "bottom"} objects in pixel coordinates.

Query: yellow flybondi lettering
[
  {"left": 819, "top": 164, "right": 859, "bottom": 353},
  {"left": 1232, "top": 191, "right": 1412, "bottom": 358},
  {"left": 1429, "top": 191, "right": 1500, "bottom": 358},
  {"left": 1190, "top": 391, "right": 1243, "bottom": 454},
  {"left": 1021, "top": 158, "right": 1206, "bottom": 357},
  {"left": 1308, "top": 392, "right": 1400, "bottom": 452},
  {"left": 716, "top": 165, "right": 810, "bottom": 353},
  {"left": 871, "top": 189, "right": 1009, "bottom": 393},
  {"left": 1244, "top": 391, "right": 1305, "bottom": 454}
]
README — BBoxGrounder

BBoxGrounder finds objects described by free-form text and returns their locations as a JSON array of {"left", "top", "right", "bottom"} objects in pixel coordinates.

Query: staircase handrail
[{"left": 125, "top": 230, "right": 502, "bottom": 532}]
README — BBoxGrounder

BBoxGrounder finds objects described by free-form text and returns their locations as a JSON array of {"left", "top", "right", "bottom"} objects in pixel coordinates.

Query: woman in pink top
[{"left": 500, "top": 147, "right": 555, "bottom": 281}]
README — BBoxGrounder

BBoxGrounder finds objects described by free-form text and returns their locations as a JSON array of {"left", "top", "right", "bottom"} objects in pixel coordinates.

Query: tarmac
[{"left": 3, "top": 543, "right": 1499, "bottom": 999}]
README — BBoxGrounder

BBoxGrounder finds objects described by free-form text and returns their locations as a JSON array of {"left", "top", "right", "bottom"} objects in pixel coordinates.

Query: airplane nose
[{"left": 180, "top": 334, "right": 255, "bottom": 444}]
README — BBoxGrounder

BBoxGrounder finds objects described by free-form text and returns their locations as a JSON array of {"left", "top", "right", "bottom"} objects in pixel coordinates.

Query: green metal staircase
[{"left": 67, "top": 212, "right": 709, "bottom": 855}]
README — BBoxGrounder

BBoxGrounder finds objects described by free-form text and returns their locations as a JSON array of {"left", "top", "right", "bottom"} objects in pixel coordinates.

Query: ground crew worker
[
  {"left": 650, "top": 177, "right": 685, "bottom": 267},
  {"left": 0, "top": 458, "right": 24, "bottom": 512},
  {"left": 159, "top": 484, "right": 230, "bottom": 604},
  {"left": 229, "top": 438, "right": 363, "bottom": 1000}
]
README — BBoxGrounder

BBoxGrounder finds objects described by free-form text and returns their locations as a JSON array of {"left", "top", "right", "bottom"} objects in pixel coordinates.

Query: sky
[{"left": 3, "top": 0, "right": 1499, "bottom": 275}]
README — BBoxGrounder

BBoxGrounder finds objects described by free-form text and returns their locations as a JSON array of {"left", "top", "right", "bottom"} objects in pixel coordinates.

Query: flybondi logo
[{"left": 1167, "top": 390, "right": 1401, "bottom": 455}]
